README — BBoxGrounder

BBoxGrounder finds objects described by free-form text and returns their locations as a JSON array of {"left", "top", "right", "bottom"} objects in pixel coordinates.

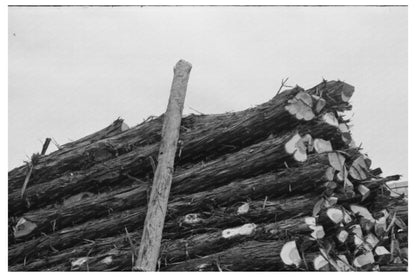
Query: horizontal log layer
[
  {"left": 9, "top": 119, "right": 345, "bottom": 217},
  {"left": 161, "top": 240, "right": 297, "bottom": 271},
  {"left": 9, "top": 154, "right": 391, "bottom": 264},
  {"left": 9, "top": 193, "right": 324, "bottom": 271},
  {"left": 8, "top": 81, "right": 352, "bottom": 200},
  {"left": 8, "top": 191, "right": 323, "bottom": 266},
  {"left": 18, "top": 143, "right": 355, "bottom": 238},
  {"left": 9, "top": 179, "right": 403, "bottom": 270},
  {"left": 8, "top": 118, "right": 130, "bottom": 191},
  {"left": 11, "top": 174, "right": 388, "bottom": 269},
  {"left": 66, "top": 218, "right": 321, "bottom": 271}
]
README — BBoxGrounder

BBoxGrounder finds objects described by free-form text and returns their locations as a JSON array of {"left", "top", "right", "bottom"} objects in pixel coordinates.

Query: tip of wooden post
[{"left": 174, "top": 59, "right": 192, "bottom": 73}]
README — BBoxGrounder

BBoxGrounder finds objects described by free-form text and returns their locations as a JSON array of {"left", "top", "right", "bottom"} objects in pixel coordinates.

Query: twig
[
  {"left": 389, "top": 185, "right": 408, "bottom": 190},
  {"left": 21, "top": 162, "right": 33, "bottom": 199},
  {"left": 125, "top": 173, "right": 146, "bottom": 184},
  {"left": 187, "top": 105, "right": 205, "bottom": 115},
  {"left": 385, "top": 212, "right": 397, "bottom": 234},
  {"left": 51, "top": 138, "right": 61, "bottom": 149},
  {"left": 215, "top": 257, "right": 223, "bottom": 272},
  {"left": 277, "top": 77, "right": 291, "bottom": 94},
  {"left": 125, "top": 227, "right": 136, "bottom": 258},
  {"left": 262, "top": 196, "right": 268, "bottom": 209}
]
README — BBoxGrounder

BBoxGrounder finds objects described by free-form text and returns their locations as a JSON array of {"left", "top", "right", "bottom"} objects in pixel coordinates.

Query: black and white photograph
[{"left": 4, "top": 1, "right": 411, "bottom": 272}]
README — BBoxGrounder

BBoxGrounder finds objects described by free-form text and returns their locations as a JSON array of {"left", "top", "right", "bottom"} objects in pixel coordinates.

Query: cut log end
[
  {"left": 313, "top": 138, "right": 333, "bottom": 154},
  {"left": 314, "top": 255, "right": 330, "bottom": 271},
  {"left": 101, "top": 256, "right": 113, "bottom": 265},
  {"left": 183, "top": 213, "right": 202, "bottom": 225},
  {"left": 286, "top": 133, "right": 314, "bottom": 162},
  {"left": 120, "top": 122, "right": 129, "bottom": 132},
  {"left": 350, "top": 204, "right": 375, "bottom": 222},
  {"left": 353, "top": 252, "right": 374, "bottom": 268},
  {"left": 312, "top": 95, "right": 327, "bottom": 114},
  {"left": 322, "top": 112, "right": 339, "bottom": 127},
  {"left": 357, "top": 185, "right": 370, "bottom": 201},
  {"left": 349, "top": 156, "right": 369, "bottom": 180},
  {"left": 13, "top": 217, "right": 38, "bottom": 239},
  {"left": 304, "top": 216, "right": 316, "bottom": 226},
  {"left": 364, "top": 233, "right": 379, "bottom": 251},
  {"left": 280, "top": 241, "right": 301, "bottom": 267},
  {"left": 337, "top": 230, "right": 349, "bottom": 243},
  {"left": 71, "top": 257, "right": 88, "bottom": 270},
  {"left": 375, "top": 246, "right": 390, "bottom": 256},
  {"left": 285, "top": 92, "right": 315, "bottom": 121},
  {"left": 325, "top": 167, "right": 335, "bottom": 181},
  {"left": 336, "top": 255, "right": 351, "bottom": 271},
  {"left": 310, "top": 225, "right": 325, "bottom": 239},
  {"left": 221, "top": 223, "right": 257, "bottom": 239},
  {"left": 284, "top": 133, "right": 301, "bottom": 155},
  {"left": 341, "top": 83, "right": 355, "bottom": 102},
  {"left": 237, "top": 203, "right": 250, "bottom": 215},
  {"left": 326, "top": 207, "right": 344, "bottom": 224}
]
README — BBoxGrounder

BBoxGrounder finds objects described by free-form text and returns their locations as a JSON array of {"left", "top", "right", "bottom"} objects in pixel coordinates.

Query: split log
[
  {"left": 8, "top": 81, "right": 353, "bottom": 208},
  {"left": 9, "top": 119, "right": 346, "bottom": 217}
]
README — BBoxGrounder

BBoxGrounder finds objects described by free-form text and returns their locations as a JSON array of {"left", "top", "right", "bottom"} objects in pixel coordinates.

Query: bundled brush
[{"left": 8, "top": 80, "right": 407, "bottom": 271}]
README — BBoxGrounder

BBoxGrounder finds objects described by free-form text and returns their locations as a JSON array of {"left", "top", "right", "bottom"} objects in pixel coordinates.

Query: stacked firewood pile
[{"left": 8, "top": 80, "right": 408, "bottom": 271}]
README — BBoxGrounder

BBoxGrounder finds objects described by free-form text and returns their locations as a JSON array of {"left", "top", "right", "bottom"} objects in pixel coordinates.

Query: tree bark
[
  {"left": 9, "top": 81, "right": 351, "bottom": 192},
  {"left": 8, "top": 195, "right": 322, "bottom": 271},
  {"left": 8, "top": 118, "right": 129, "bottom": 192},
  {"left": 8, "top": 80, "right": 353, "bottom": 216},
  {"left": 161, "top": 240, "right": 298, "bottom": 271},
  {"left": 7, "top": 191, "right": 321, "bottom": 265},
  {"left": 13, "top": 140, "right": 355, "bottom": 242},
  {"left": 9, "top": 185, "right": 403, "bottom": 270},
  {"left": 8, "top": 117, "right": 346, "bottom": 218}
]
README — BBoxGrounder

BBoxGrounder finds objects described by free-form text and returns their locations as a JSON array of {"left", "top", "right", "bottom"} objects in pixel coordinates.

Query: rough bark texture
[
  {"left": 16, "top": 125, "right": 350, "bottom": 239},
  {"left": 8, "top": 80, "right": 351, "bottom": 217},
  {"left": 9, "top": 119, "right": 345, "bottom": 218},
  {"left": 8, "top": 196, "right": 324, "bottom": 271},
  {"left": 8, "top": 79, "right": 407, "bottom": 272},
  {"left": 8, "top": 118, "right": 129, "bottom": 192}
]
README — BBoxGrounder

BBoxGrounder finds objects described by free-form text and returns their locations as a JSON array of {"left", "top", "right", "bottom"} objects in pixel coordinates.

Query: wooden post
[{"left": 134, "top": 60, "right": 192, "bottom": 271}]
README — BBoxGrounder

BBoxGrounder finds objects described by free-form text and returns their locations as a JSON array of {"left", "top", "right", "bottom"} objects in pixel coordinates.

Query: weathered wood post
[{"left": 134, "top": 59, "right": 192, "bottom": 271}]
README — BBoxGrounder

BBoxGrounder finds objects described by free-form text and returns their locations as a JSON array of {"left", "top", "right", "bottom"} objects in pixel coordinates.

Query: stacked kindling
[{"left": 8, "top": 80, "right": 407, "bottom": 271}]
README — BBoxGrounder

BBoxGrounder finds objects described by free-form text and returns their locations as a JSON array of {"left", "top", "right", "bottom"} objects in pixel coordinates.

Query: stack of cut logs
[{"left": 8, "top": 80, "right": 408, "bottom": 271}]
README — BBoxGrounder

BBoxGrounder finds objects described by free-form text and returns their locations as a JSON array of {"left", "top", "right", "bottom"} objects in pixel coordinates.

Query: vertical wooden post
[{"left": 134, "top": 60, "right": 192, "bottom": 271}]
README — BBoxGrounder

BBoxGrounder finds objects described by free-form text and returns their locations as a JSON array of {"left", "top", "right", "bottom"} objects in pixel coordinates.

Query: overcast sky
[{"left": 8, "top": 6, "right": 407, "bottom": 180}]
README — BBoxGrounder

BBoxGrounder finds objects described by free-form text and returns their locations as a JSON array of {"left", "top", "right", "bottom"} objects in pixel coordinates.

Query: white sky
[{"left": 8, "top": 6, "right": 407, "bottom": 180}]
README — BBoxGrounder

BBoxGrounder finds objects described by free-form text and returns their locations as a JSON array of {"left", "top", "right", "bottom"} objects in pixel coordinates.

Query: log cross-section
[{"left": 134, "top": 60, "right": 192, "bottom": 271}]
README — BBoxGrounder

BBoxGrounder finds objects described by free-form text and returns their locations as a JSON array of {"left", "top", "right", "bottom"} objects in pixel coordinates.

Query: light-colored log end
[
  {"left": 13, "top": 217, "right": 37, "bottom": 239},
  {"left": 353, "top": 252, "right": 374, "bottom": 268},
  {"left": 280, "top": 240, "right": 301, "bottom": 267},
  {"left": 326, "top": 207, "right": 344, "bottom": 224},
  {"left": 222, "top": 223, "right": 257, "bottom": 239},
  {"left": 314, "top": 254, "right": 330, "bottom": 271}
]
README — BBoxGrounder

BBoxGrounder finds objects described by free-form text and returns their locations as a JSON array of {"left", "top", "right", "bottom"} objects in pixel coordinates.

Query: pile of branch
[{"left": 8, "top": 80, "right": 407, "bottom": 271}]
